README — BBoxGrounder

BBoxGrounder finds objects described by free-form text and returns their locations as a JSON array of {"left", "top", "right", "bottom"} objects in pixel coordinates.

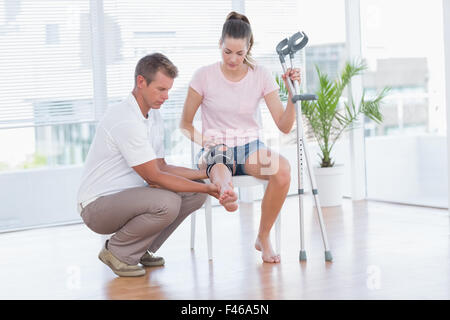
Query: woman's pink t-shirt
[{"left": 189, "top": 62, "right": 279, "bottom": 147}]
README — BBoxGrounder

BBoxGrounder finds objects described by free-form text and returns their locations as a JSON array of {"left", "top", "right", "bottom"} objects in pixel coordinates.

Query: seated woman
[{"left": 180, "top": 11, "right": 300, "bottom": 263}]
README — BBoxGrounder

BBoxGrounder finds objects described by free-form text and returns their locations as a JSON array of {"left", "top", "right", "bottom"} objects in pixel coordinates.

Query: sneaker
[
  {"left": 98, "top": 240, "right": 146, "bottom": 277},
  {"left": 140, "top": 251, "right": 165, "bottom": 267}
]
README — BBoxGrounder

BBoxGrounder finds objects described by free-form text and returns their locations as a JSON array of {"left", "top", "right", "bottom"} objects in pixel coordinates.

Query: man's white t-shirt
[{"left": 77, "top": 93, "right": 165, "bottom": 208}]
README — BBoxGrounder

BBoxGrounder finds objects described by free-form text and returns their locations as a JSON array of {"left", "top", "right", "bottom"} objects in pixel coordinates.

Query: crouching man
[{"left": 77, "top": 53, "right": 220, "bottom": 277}]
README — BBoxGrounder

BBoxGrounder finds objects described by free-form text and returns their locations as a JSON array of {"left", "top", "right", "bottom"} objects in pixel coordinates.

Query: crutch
[{"left": 276, "top": 31, "right": 333, "bottom": 262}]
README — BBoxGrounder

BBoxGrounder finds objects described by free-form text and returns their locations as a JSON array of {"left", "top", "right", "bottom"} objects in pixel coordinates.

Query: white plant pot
[{"left": 313, "top": 164, "right": 345, "bottom": 207}]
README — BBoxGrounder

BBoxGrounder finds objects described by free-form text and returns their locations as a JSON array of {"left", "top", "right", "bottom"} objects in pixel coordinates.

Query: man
[{"left": 77, "top": 53, "right": 220, "bottom": 277}]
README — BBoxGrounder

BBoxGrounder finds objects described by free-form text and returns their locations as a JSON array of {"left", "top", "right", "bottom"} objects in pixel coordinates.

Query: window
[
  {"left": 1, "top": 0, "right": 326, "bottom": 231},
  {"left": 6, "top": 1, "right": 443, "bottom": 232},
  {"left": 0, "top": 0, "right": 95, "bottom": 169},
  {"left": 360, "top": 0, "right": 447, "bottom": 207}
]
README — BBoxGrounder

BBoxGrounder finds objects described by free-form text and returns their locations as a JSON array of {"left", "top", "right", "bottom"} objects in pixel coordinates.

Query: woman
[{"left": 180, "top": 11, "right": 300, "bottom": 263}]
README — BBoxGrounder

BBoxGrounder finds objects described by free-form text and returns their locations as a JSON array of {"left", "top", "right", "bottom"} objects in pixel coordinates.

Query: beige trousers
[{"left": 80, "top": 184, "right": 207, "bottom": 265}]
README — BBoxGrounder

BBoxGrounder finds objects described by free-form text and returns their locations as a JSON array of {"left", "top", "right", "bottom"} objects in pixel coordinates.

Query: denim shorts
[{"left": 196, "top": 139, "right": 267, "bottom": 176}]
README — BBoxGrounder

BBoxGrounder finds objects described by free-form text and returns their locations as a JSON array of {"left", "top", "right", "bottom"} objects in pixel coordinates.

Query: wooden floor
[{"left": 0, "top": 195, "right": 449, "bottom": 300}]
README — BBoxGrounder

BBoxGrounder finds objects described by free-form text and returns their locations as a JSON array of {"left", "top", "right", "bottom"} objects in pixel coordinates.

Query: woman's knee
[{"left": 271, "top": 158, "right": 291, "bottom": 187}]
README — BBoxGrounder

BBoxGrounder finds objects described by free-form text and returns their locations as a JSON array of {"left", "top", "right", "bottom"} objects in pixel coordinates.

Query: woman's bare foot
[
  {"left": 219, "top": 188, "right": 238, "bottom": 212},
  {"left": 255, "top": 235, "right": 280, "bottom": 263}
]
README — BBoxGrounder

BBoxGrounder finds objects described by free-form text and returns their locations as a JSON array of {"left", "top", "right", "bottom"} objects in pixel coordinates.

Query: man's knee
[
  {"left": 193, "top": 192, "right": 208, "bottom": 211},
  {"left": 161, "top": 193, "right": 182, "bottom": 224}
]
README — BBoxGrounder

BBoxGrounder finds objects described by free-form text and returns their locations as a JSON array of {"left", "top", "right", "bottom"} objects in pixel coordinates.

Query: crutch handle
[{"left": 292, "top": 94, "right": 317, "bottom": 103}]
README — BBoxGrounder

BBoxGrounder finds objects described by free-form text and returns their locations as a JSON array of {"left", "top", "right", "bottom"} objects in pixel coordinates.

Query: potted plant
[{"left": 276, "top": 60, "right": 389, "bottom": 206}]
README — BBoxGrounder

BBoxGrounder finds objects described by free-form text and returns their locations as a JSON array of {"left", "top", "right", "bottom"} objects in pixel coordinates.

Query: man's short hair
[{"left": 134, "top": 53, "right": 178, "bottom": 86}]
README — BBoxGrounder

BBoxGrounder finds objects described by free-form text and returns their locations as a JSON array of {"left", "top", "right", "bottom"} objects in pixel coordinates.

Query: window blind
[
  {"left": 0, "top": 0, "right": 95, "bottom": 129},
  {"left": 0, "top": 0, "right": 304, "bottom": 130}
]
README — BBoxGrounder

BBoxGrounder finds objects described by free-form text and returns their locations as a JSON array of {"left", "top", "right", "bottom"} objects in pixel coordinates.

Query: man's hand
[
  {"left": 206, "top": 183, "right": 220, "bottom": 199},
  {"left": 214, "top": 181, "right": 233, "bottom": 197},
  {"left": 216, "top": 181, "right": 235, "bottom": 203}
]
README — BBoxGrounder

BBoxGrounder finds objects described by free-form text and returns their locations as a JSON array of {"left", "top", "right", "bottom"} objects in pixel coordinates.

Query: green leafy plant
[{"left": 277, "top": 60, "right": 389, "bottom": 168}]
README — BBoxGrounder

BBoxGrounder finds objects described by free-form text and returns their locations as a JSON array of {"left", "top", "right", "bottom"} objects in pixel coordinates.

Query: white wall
[
  {"left": 365, "top": 135, "right": 447, "bottom": 207},
  {"left": 0, "top": 166, "right": 83, "bottom": 232}
]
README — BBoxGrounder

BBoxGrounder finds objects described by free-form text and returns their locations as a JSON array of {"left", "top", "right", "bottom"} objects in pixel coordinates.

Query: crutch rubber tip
[
  {"left": 299, "top": 250, "right": 307, "bottom": 261},
  {"left": 325, "top": 250, "right": 333, "bottom": 262}
]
